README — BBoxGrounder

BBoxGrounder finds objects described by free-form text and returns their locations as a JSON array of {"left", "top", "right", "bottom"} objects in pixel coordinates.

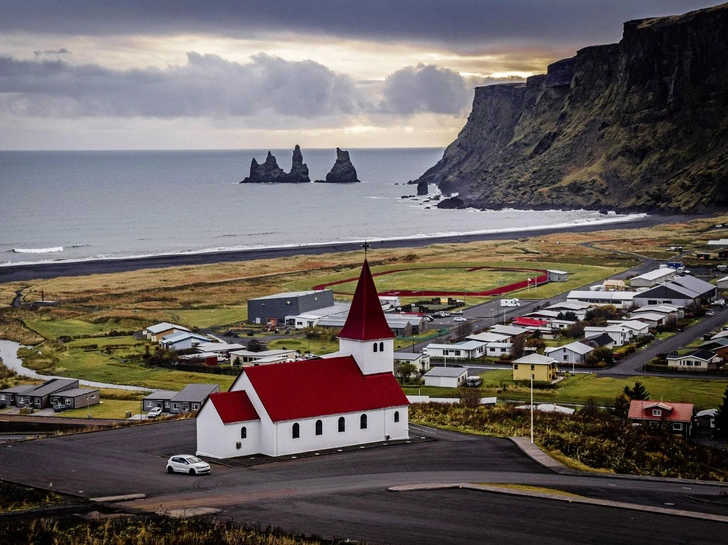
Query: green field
[{"left": 403, "top": 371, "right": 728, "bottom": 410}]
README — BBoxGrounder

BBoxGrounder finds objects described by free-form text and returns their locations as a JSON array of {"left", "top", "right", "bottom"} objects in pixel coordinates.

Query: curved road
[{"left": 0, "top": 419, "right": 725, "bottom": 544}]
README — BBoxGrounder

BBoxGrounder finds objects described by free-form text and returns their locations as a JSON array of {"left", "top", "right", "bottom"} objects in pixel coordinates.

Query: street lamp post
[{"left": 530, "top": 374, "right": 534, "bottom": 444}]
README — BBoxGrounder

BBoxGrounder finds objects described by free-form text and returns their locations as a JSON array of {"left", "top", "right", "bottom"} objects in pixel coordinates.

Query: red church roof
[
  {"left": 243, "top": 356, "right": 408, "bottom": 422},
  {"left": 338, "top": 260, "right": 394, "bottom": 341},
  {"left": 208, "top": 390, "right": 259, "bottom": 424}
]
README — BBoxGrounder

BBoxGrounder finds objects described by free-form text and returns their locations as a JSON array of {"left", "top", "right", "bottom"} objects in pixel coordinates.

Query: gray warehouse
[{"left": 248, "top": 290, "right": 334, "bottom": 326}]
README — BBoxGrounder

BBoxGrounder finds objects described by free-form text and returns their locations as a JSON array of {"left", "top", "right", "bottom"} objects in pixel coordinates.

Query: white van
[{"left": 501, "top": 298, "right": 520, "bottom": 307}]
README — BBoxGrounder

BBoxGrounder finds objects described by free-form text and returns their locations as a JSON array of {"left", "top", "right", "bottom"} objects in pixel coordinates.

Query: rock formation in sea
[
  {"left": 412, "top": 3, "right": 728, "bottom": 213},
  {"left": 315, "top": 148, "right": 361, "bottom": 183},
  {"left": 416, "top": 180, "right": 428, "bottom": 196},
  {"left": 241, "top": 145, "right": 310, "bottom": 183}
]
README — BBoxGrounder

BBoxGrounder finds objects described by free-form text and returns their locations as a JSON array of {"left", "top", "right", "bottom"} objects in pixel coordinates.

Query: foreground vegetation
[
  {"left": 0, "top": 516, "right": 329, "bottom": 545},
  {"left": 410, "top": 403, "right": 728, "bottom": 481}
]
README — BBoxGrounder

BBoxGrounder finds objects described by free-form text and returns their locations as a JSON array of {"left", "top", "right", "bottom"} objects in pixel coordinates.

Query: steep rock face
[
  {"left": 416, "top": 4, "right": 728, "bottom": 213},
  {"left": 315, "top": 148, "right": 361, "bottom": 183},
  {"left": 241, "top": 145, "right": 310, "bottom": 183}
]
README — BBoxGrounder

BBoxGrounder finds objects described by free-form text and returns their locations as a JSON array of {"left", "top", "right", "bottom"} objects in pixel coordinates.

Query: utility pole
[{"left": 530, "top": 373, "right": 535, "bottom": 444}]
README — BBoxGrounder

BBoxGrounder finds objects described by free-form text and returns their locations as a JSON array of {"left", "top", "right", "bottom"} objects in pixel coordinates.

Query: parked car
[
  {"left": 453, "top": 317, "right": 467, "bottom": 322},
  {"left": 53, "top": 403, "right": 67, "bottom": 412},
  {"left": 166, "top": 455, "right": 211, "bottom": 475},
  {"left": 147, "top": 407, "right": 163, "bottom": 418},
  {"left": 451, "top": 310, "right": 463, "bottom": 315}
]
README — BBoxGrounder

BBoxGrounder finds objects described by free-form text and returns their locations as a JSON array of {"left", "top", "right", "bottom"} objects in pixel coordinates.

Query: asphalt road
[{"left": 0, "top": 420, "right": 726, "bottom": 544}]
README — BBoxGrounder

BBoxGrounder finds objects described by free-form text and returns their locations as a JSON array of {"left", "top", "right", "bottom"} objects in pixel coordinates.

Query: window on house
[
  {"left": 394, "top": 411, "right": 400, "bottom": 423},
  {"left": 652, "top": 409, "right": 662, "bottom": 417},
  {"left": 672, "top": 423, "right": 683, "bottom": 431},
  {"left": 292, "top": 423, "right": 300, "bottom": 439},
  {"left": 315, "top": 419, "right": 323, "bottom": 436},
  {"left": 338, "top": 416, "right": 345, "bottom": 432},
  {"left": 241, "top": 426, "right": 247, "bottom": 439},
  {"left": 514, "top": 364, "right": 519, "bottom": 369},
  {"left": 360, "top": 414, "right": 368, "bottom": 429},
  {"left": 373, "top": 343, "right": 378, "bottom": 353},
  {"left": 531, "top": 365, "right": 535, "bottom": 371},
  {"left": 379, "top": 342, "right": 384, "bottom": 352}
]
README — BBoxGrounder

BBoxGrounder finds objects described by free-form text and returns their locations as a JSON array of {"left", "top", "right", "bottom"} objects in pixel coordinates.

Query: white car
[
  {"left": 166, "top": 455, "right": 211, "bottom": 475},
  {"left": 147, "top": 407, "right": 163, "bottom": 418},
  {"left": 453, "top": 317, "right": 467, "bottom": 322}
]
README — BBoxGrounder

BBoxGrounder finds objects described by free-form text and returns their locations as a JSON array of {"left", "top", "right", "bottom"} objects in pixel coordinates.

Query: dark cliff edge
[{"left": 413, "top": 3, "right": 728, "bottom": 213}]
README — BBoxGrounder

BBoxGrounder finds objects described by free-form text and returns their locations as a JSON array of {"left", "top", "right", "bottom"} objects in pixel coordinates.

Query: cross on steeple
[{"left": 361, "top": 240, "right": 371, "bottom": 259}]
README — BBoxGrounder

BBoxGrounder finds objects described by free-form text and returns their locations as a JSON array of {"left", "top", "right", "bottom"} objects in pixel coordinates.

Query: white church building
[{"left": 196, "top": 260, "right": 410, "bottom": 459}]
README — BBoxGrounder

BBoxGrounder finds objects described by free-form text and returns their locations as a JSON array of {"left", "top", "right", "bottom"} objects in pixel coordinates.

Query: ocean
[{"left": 0, "top": 148, "right": 641, "bottom": 266}]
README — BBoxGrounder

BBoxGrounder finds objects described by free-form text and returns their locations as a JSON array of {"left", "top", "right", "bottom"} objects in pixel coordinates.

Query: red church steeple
[{"left": 338, "top": 260, "right": 394, "bottom": 341}]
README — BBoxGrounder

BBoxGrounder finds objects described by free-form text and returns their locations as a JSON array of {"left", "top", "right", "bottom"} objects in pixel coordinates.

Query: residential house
[
  {"left": 229, "top": 349, "right": 298, "bottom": 366},
  {"left": 566, "top": 290, "right": 636, "bottom": 309},
  {"left": 143, "top": 390, "right": 177, "bottom": 412},
  {"left": 631, "top": 304, "right": 684, "bottom": 322},
  {"left": 489, "top": 324, "right": 530, "bottom": 338},
  {"left": 170, "top": 383, "right": 220, "bottom": 414},
  {"left": 666, "top": 349, "right": 721, "bottom": 372},
  {"left": 144, "top": 322, "right": 190, "bottom": 343},
  {"left": 581, "top": 333, "right": 615, "bottom": 350},
  {"left": 629, "top": 312, "right": 667, "bottom": 328},
  {"left": 0, "top": 385, "right": 35, "bottom": 407},
  {"left": 15, "top": 378, "right": 79, "bottom": 410},
  {"left": 511, "top": 316, "right": 552, "bottom": 334},
  {"left": 196, "top": 260, "right": 409, "bottom": 459},
  {"left": 159, "top": 331, "right": 211, "bottom": 351},
  {"left": 583, "top": 324, "right": 631, "bottom": 347},
  {"left": 423, "top": 366, "right": 468, "bottom": 388},
  {"left": 512, "top": 354, "right": 558, "bottom": 382},
  {"left": 613, "top": 320, "right": 652, "bottom": 338},
  {"left": 393, "top": 352, "right": 431, "bottom": 374},
  {"left": 696, "top": 408, "right": 717, "bottom": 429},
  {"left": 545, "top": 341, "right": 594, "bottom": 365},
  {"left": 424, "top": 340, "right": 486, "bottom": 360},
  {"left": 49, "top": 388, "right": 100, "bottom": 410},
  {"left": 628, "top": 400, "right": 694, "bottom": 437}
]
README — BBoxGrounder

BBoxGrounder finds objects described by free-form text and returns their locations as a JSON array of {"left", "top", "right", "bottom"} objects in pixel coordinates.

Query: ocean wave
[{"left": 12, "top": 246, "right": 64, "bottom": 254}]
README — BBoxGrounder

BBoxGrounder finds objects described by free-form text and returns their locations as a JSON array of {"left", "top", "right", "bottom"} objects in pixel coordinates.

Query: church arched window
[
  {"left": 394, "top": 411, "right": 400, "bottom": 423},
  {"left": 379, "top": 341, "right": 384, "bottom": 352},
  {"left": 241, "top": 426, "right": 247, "bottom": 439},
  {"left": 373, "top": 343, "right": 378, "bottom": 352},
  {"left": 360, "top": 414, "right": 368, "bottom": 430},
  {"left": 338, "top": 416, "right": 345, "bottom": 432},
  {"left": 315, "top": 419, "right": 323, "bottom": 436},
  {"left": 292, "top": 422, "right": 300, "bottom": 439}
]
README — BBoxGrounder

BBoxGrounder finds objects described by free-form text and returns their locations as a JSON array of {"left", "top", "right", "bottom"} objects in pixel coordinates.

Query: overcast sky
[{"left": 1, "top": 0, "right": 723, "bottom": 150}]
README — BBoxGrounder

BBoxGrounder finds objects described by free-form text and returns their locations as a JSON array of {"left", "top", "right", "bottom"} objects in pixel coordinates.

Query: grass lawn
[
  {"left": 25, "top": 319, "right": 131, "bottom": 339},
  {"left": 267, "top": 337, "right": 339, "bottom": 355},
  {"left": 164, "top": 307, "right": 247, "bottom": 328},
  {"left": 54, "top": 399, "right": 142, "bottom": 419}
]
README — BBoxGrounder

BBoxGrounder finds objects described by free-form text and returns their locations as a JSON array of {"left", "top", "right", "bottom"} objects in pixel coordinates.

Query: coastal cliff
[{"left": 414, "top": 3, "right": 728, "bottom": 213}]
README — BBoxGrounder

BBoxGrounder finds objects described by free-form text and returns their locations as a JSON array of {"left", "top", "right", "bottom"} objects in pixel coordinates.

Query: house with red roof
[
  {"left": 627, "top": 400, "right": 695, "bottom": 437},
  {"left": 196, "top": 260, "right": 410, "bottom": 459}
]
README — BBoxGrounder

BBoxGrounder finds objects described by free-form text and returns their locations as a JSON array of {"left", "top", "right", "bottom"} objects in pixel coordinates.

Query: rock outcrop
[
  {"left": 413, "top": 3, "right": 728, "bottom": 213},
  {"left": 315, "top": 148, "right": 361, "bottom": 183},
  {"left": 241, "top": 145, "right": 310, "bottom": 183},
  {"left": 416, "top": 180, "right": 428, "bottom": 195}
]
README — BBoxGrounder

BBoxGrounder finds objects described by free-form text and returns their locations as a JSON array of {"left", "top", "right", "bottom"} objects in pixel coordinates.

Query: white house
[
  {"left": 144, "top": 322, "right": 190, "bottom": 342},
  {"left": 423, "top": 366, "right": 468, "bottom": 388},
  {"left": 629, "top": 268, "right": 677, "bottom": 288},
  {"left": 611, "top": 320, "right": 651, "bottom": 338},
  {"left": 545, "top": 341, "right": 594, "bottom": 365},
  {"left": 566, "top": 290, "right": 636, "bottom": 308},
  {"left": 196, "top": 260, "right": 409, "bottom": 459},
  {"left": 159, "top": 331, "right": 211, "bottom": 351},
  {"left": 393, "top": 352, "right": 431, "bottom": 373},
  {"left": 229, "top": 349, "right": 297, "bottom": 366},
  {"left": 666, "top": 349, "right": 721, "bottom": 372},
  {"left": 424, "top": 340, "right": 486, "bottom": 360},
  {"left": 583, "top": 324, "right": 631, "bottom": 346}
]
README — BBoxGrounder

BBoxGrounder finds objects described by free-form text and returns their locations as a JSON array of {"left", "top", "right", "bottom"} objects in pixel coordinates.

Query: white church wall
[
  {"left": 339, "top": 337, "right": 394, "bottom": 376},
  {"left": 196, "top": 403, "right": 261, "bottom": 459}
]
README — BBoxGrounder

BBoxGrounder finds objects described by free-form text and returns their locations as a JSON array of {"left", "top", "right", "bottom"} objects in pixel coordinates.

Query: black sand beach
[{"left": 0, "top": 215, "right": 693, "bottom": 282}]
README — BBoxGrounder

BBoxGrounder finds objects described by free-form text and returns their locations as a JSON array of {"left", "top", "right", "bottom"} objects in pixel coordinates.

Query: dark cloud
[
  {"left": 381, "top": 64, "right": 469, "bottom": 115},
  {"left": 0, "top": 1, "right": 722, "bottom": 51},
  {"left": 33, "top": 48, "right": 70, "bottom": 56},
  {"left": 0, "top": 54, "right": 469, "bottom": 119}
]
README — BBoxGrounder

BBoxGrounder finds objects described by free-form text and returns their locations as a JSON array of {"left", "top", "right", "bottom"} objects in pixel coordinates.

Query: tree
[
  {"left": 459, "top": 386, "right": 482, "bottom": 409},
  {"left": 715, "top": 386, "right": 728, "bottom": 437},
  {"left": 624, "top": 381, "right": 650, "bottom": 401},
  {"left": 511, "top": 335, "right": 526, "bottom": 359},
  {"left": 394, "top": 362, "right": 418, "bottom": 384},
  {"left": 613, "top": 393, "right": 631, "bottom": 418},
  {"left": 581, "top": 397, "right": 601, "bottom": 418},
  {"left": 232, "top": 356, "right": 242, "bottom": 368}
]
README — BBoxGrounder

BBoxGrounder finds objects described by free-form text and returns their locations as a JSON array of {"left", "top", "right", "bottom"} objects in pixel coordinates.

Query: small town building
[
  {"left": 628, "top": 400, "right": 694, "bottom": 437},
  {"left": 195, "top": 342, "right": 246, "bottom": 357},
  {"left": 144, "top": 323, "right": 190, "bottom": 343},
  {"left": 424, "top": 340, "right": 485, "bottom": 360},
  {"left": 566, "top": 290, "right": 636, "bottom": 308},
  {"left": 547, "top": 270, "right": 569, "bottom": 282},
  {"left": 49, "top": 388, "right": 100, "bottom": 410},
  {"left": 629, "top": 268, "right": 677, "bottom": 288},
  {"left": 159, "top": 331, "right": 211, "bottom": 351},
  {"left": 0, "top": 385, "right": 35, "bottom": 407},
  {"left": 545, "top": 341, "right": 594, "bottom": 365},
  {"left": 15, "top": 378, "right": 79, "bottom": 410},
  {"left": 248, "top": 290, "right": 335, "bottom": 326},
  {"left": 170, "top": 383, "right": 220, "bottom": 414},
  {"left": 423, "top": 366, "right": 468, "bottom": 388},
  {"left": 143, "top": 390, "right": 177, "bottom": 412},
  {"left": 632, "top": 275, "right": 717, "bottom": 308},
  {"left": 512, "top": 354, "right": 558, "bottom": 382},
  {"left": 581, "top": 333, "right": 614, "bottom": 350},
  {"left": 666, "top": 349, "right": 721, "bottom": 372},
  {"left": 696, "top": 408, "right": 717, "bottom": 429},
  {"left": 489, "top": 324, "right": 530, "bottom": 338},
  {"left": 229, "top": 349, "right": 298, "bottom": 366},
  {"left": 583, "top": 324, "right": 631, "bottom": 347},
  {"left": 393, "top": 352, "right": 431, "bottom": 373}
]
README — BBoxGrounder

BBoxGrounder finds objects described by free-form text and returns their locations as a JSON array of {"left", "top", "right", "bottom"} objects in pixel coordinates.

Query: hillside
[{"left": 415, "top": 3, "right": 728, "bottom": 213}]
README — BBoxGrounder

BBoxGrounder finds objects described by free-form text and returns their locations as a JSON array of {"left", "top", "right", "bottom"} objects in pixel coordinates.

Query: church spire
[{"left": 338, "top": 260, "right": 394, "bottom": 341}]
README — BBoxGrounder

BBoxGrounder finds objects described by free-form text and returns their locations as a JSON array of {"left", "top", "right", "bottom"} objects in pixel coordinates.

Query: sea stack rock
[
  {"left": 241, "top": 146, "right": 310, "bottom": 183},
  {"left": 416, "top": 180, "right": 428, "bottom": 195},
  {"left": 315, "top": 148, "right": 361, "bottom": 183}
]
